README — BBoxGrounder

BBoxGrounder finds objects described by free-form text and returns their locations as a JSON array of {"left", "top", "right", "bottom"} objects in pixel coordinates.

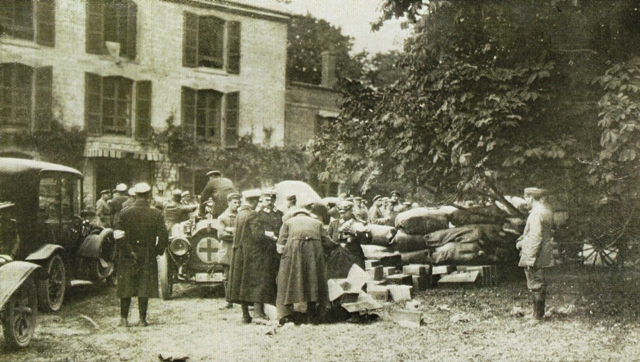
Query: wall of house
[{"left": 285, "top": 82, "right": 340, "bottom": 146}]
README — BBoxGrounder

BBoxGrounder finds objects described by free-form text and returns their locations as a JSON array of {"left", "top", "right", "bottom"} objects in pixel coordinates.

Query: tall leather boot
[
  {"left": 241, "top": 303, "right": 252, "bottom": 324},
  {"left": 138, "top": 297, "right": 149, "bottom": 327},
  {"left": 534, "top": 289, "right": 546, "bottom": 320}
]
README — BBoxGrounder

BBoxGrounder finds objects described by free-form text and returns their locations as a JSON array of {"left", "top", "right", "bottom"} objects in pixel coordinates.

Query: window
[
  {"left": 181, "top": 87, "right": 239, "bottom": 147},
  {"left": 85, "top": 73, "right": 152, "bottom": 138},
  {"left": 0, "top": 0, "right": 55, "bottom": 46},
  {"left": 39, "top": 175, "right": 60, "bottom": 223},
  {"left": 183, "top": 13, "right": 241, "bottom": 74},
  {"left": 180, "top": 167, "right": 208, "bottom": 196},
  {"left": 86, "top": 0, "right": 137, "bottom": 60},
  {"left": 0, "top": 63, "right": 53, "bottom": 131}
]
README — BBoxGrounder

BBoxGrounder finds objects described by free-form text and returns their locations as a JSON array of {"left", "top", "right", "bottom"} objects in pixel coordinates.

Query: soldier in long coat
[
  {"left": 199, "top": 170, "right": 237, "bottom": 218},
  {"left": 516, "top": 187, "right": 555, "bottom": 324},
  {"left": 217, "top": 192, "right": 241, "bottom": 309},
  {"left": 114, "top": 183, "right": 169, "bottom": 327},
  {"left": 227, "top": 189, "right": 279, "bottom": 323},
  {"left": 276, "top": 208, "right": 331, "bottom": 324},
  {"left": 110, "top": 184, "right": 128, "bottom": 227}
]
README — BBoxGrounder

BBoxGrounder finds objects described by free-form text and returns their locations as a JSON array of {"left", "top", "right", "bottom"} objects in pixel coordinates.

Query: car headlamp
[{"left": 169, "top": 237, "right": 190, "bottom": 256}]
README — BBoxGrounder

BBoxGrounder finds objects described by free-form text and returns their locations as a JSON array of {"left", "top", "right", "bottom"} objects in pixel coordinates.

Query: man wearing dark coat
[
  {"left": 276, "top": 208, "right": 331, "bottom": 324},
  {"left": 217, "top": 192, "right": 241, "bottom": 310},
  {"left": 199, "top": 170, "right": 237, "bottom": 219},
  {"left": 110, "top": 183, "right": 128, "bottom": 227},
  {"left": 227, "top": 189, "right": 279, "bottom": 324},
  {"left": 258, "top": 191, "right": 283, "bottom": 239},
  {"left": 326, "top": 201, "right": 371, "bottom": 279},
  {"left": 114, "top": 183, "right": 169, "bottom": 327}
]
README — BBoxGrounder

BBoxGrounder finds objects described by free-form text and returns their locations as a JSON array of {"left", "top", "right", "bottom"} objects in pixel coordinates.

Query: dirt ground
[{"left": 3, "top": 263, "right": 640, "bottom": 362}]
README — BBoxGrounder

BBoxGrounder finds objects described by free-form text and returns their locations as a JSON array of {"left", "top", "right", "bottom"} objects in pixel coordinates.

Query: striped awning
[{"left": 84, "top": 148, "right": 165, "bottom": 161}]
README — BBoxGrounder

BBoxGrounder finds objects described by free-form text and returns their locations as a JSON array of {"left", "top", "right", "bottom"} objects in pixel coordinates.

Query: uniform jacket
[
  {"left": 216, "top": 207, "right": 237, "bottom": 266},
  {"left": 110, "top": 193, "right": 128, "bottom": 227},
  {"left": 163, "top": 201, "right": 197, "bottom": 231},
  {"left": 517, "top": 203, "right": 555, "bottom": 268},
  {"left": 258, "top": 206, "right": 283, "bottom": 236},
  {"left": 326, "top": 217, "right": 370, "bottom": 277},
  {"left": 276, "top": 212, "right": 330, "bottom": 318},
  {"left": 199, "top": 177, "right": 236, "bottom": 218},
  {"left": 115, "top": 199, "right": 169, "bottom": 298},
  {"left": 368, "top": 205, "right": 383, "bottom": 223},
  {"left": 227, "top": 205, "right": 278, "bottom": 304},
  {"left": 96, "top": 198, "right": 112, "bottom": 227}
]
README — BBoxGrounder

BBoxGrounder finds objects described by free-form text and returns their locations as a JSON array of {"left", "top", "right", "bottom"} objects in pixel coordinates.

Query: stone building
[{"left": 0, "top": 0, "right": 289, "bottom": 198}]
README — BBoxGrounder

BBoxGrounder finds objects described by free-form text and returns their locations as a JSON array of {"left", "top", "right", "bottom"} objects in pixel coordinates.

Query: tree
[{"left": 287, "top": 14, "right": 364, "bottom": 84}]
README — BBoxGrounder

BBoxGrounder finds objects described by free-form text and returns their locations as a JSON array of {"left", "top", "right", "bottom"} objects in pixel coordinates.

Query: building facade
[{"left": 0, "top": 0, "right": 289, "bottom": 199}]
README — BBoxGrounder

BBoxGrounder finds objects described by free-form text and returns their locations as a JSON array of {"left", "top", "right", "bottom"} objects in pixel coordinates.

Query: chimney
[{"left": 321, "top": 51, "right": 337, "bottom": 88}]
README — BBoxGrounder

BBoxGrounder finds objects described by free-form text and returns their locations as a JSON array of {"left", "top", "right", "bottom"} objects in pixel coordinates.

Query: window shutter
[
  {"left": 85, "top": 73, "right": 102, "bottom": 135},
  {"left": 224, "top": 92, "right": 239, "bottom": 148},
  {"left": 125, "top": 0, "right": 137, "bottom": 60},
  {"left": 36, "top": 0, "right": 56, "bottom": 47},
  {"left": 227, "top": 21, "right": 241, "bottom": 74},
  {"left": 183, "top": 13, "right": 198, "bottom": 67},
  {"left": 86, "top": 1, "right": 105, "bottom": 54},
  {"left": 181, "top": 87, "right": 196, "bottom": 139},
  {"left": 135, "top": 80, "right": 151, "bottom": 140},
  {"left": 34, "top": 66, "right": 53, "bottom": 131}
]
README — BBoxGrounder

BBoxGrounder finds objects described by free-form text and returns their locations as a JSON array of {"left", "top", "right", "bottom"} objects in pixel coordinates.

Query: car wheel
[
  {"left": 38, "top": 254, "right": 66, "bottom": 312},
  {"left": 158, "top": 251, "right": 173, "bottom": 300},
  {"left": 2, "top": 277, "right": 38, "bottom": 349}
]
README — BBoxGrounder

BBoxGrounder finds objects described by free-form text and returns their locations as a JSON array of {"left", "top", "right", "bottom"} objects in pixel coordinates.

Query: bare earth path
[{"left": 3, "top": 264, "right": 640, "bottom": 362}]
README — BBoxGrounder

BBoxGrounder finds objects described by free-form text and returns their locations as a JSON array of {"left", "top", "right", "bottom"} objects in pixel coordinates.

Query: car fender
[
  {"left": 78, "top": 228, "right": 114, "bottom": 259},
  {"left": 25, "top": 244, "right": 64, "bottom": 262},
  {"left": 0, "top": 261, "right": 41, "bottom": 310}
]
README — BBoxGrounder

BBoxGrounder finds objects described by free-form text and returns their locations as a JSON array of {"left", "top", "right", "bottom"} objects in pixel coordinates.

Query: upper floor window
[
  {"left": 85, "top": 73, "right": 151, "bottom": 139},
  {"left": 181, "top": 87, "right": 239, "bottom": 147},
  {"left": 0, "top": 0, "right": 55, "bottom": 46},
  {"left": 86, "top": 0, "right": 137, "bottom": 60},
  {"left": 183, "top": 13, "right": 241, "bottom": 74},
  {"left": 0, "top": 63, "right": 53, "bottom": 131}
]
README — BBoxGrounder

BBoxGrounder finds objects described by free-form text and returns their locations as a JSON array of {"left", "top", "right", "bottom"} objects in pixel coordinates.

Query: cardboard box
[{"left": 403, "top": 264, "right": 431, "bottom": 276}]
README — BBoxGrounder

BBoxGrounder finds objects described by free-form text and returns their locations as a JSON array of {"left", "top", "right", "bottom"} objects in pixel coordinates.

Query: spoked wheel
[
  {"left": 158, "top": 251, "right": 173, "bottom": 300},
  {"left": 582, "top": 241, "right": 619, "bottom": 267},
  {"left": 38, "top": 254, "right": 66, "bottom": 312},
  {"left": 2, "top": 277, "right": 38, "bottom": 348}
]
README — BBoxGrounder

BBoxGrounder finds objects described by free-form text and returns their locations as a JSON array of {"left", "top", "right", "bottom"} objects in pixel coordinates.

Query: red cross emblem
[{"left": 196, "top": 237, "right": 218, "bottom": 263}]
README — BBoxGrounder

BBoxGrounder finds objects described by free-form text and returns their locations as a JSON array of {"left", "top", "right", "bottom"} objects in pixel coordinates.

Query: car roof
[{"left": 0, "top": 158, "right": 82, "bottom": 177}]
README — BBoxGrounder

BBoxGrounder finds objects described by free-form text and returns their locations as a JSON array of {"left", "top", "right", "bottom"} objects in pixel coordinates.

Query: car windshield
[{"left": 0, "top": 202, "right": 17, "bottom": 256}]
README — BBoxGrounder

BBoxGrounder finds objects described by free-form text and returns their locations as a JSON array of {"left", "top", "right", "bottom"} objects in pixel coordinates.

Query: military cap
[
  {"left": 242, "top": 189, "right": 262, "bottom": 199},
  {"left": 372, "top": 195, "right": 382, "bottom": 202},
  {"left": 100, "top": 189, "right": 110, "bottom": 195},
  {"left": 227, "top": 192, "right": 241, "bottom": 201},
  {"left": 353, "top": 196, "right": 363, "bottom": 202},
  {"left": 524, "top": 187, "right": 549, "bottom": 197},
  {"left": 206, "top": 170, "right": 222, "bottom": 177},
  {"left": 181, "top": 191, "right": 190, "bottom": 198},
  {"left": 116, "top": 183, "right": 127, "bottom": 192},
  {"left": 338, "top": 201, "right": 354, "bottom": 212},
  {"left": 111, "top": 189, "right": 118, "bottom": 194},
  {"left": 128, "top": 188, "right": 136, "bottom": 196},
  {"left": 286, "top": 194, "right": 297, "bottom": 202},
  {"left": 172, "top": 189, "right": 183, "bottom": 196},
  {"left": 133, "top": 182, "right": 151, "bottom": 194},
  {"left": 403, "top": 201, "right": 411, "bottom": 206},
  {"left": 391, "top": 190, "right": 401, "bottom": 197}
]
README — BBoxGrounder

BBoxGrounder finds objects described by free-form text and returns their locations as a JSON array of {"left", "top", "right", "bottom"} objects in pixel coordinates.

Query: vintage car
[
  {"left": 0, "top": 158, "right": 116, "bottom": 312},
  {"left": 0, "top": 201, "right": 42, "bottom": 348},
  {"left": 158, "top": 202, "right": 225, "bottom": 299}
]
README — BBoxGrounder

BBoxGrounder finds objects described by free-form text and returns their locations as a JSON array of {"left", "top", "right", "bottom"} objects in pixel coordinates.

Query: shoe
[
  {"left": 138, "top": 319, "right": 149, "bottom": 327},
  {"left": 242, "top": 315, "right": 252, "bottom": 324},
  {"left": 219, "top": 303, "right": 233, "bottom": 310},
  {"left": 253, "top": 312, "right": 268, "bottom": 320},
  {"left": 118, "top": 318, "right": 129, "bottom": 327}
]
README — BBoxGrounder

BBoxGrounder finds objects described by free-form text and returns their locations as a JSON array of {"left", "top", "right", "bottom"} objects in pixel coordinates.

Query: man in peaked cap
[
  {"left": 227, "top": 189, "right": 278, "bottom": 324},
  {"left": 96, "top": 190, "right": 112, "bottom": 227},
  {"left": 199, "top": 170, "right": 237, "bottom": 219},
  {"left": 368, "top": 195, "right": 384, "bottom": 224},
  {"left": 325, "top": 201, "right": 371, "bottom": 278},
  {"left": 217, "top": 192, "right": 242, "bottom": 310},
  {"left": 111, "top": 183, "right": 129, "bottom": 227},
  {"left": 163, "top": 189, "right": 197, "bottom": 233},
  {"left": 114, "top": 183, "right": 169, "bottom": 327},
  {"left": 516, "top": 187, "right": 555, "bottom": 325}
]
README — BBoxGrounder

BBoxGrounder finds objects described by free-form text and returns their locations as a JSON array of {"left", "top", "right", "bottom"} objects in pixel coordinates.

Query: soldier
[
  {"left": 96, "top": 190, "right": 112, "bottom": 227},
  {"left": 227, "top": 189, "right": 279, "bottom": 324},
  {"left": 110, "top": 184, "right": 128, "bottom": 227},
  {"left": 258, "top": 191, "right": 283, "bottom": 240},
  {"left": 163, "top": 189, "right": 197, "bottom": 232},
  {"left": 353, "top": 197, "right": 369, "bottom": 221},
  {"left": 114, "top": 183, "right": 169, "bottom": 327},
  {"left": 217, "top": 192, "right": 241, "bottom": 310},
  {"left": 516, "top": 187, "right": 555, "bottom": 325},
  {"left": 326, "top": 201, "right": 371, "bottom": 278},
  {"left": 199, "top": 170, "right": 237, "bottom": 219},
  {"left": 122, "top": 188, "right": 136, "bottom": 210},
  {"left": 368, "top": 195, "right": 383, "bottom": 223}
]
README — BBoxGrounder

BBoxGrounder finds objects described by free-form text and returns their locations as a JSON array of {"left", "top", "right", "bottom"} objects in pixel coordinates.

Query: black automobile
[
  {"left": 0, "top": 201, "right": 42, "bottom": 348},
  {"left": 158, "top": 203, "right": 225, "bottom": 300},
  {"left": 0, "top": 158, "right": 115, "bottom": 312}
]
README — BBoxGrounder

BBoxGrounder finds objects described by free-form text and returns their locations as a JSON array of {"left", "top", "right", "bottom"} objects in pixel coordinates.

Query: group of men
[
  {"left": 95, "top": 184, "right": 138, "bottom": 228},
  {"left": 105, "top": 169, "right": 554, "bottom": 327}
]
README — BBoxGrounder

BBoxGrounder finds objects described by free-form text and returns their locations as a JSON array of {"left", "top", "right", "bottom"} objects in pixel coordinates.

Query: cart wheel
[
  {"left": 2, "top": 277, "right": 38, "bottom": 348},
  {"left": 38, "top": 254, "right": 66, "bottom": 312},
  {"left": 158, "top": 251, "right": 173, "bottom": 300},
  {"left": 582, "top": 242, "right": 619, "bottom": 267}
]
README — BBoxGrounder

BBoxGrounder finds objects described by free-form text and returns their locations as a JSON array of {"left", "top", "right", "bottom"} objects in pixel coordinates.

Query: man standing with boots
[
  {"left": 217, "top": 192, "right": 242, "bottom": 310},
  {"left": 516, "top": 187, "right": 555, "bottom": 325},
  {"left": 114, "top": 183, "right": 169, "bottom": 327}
]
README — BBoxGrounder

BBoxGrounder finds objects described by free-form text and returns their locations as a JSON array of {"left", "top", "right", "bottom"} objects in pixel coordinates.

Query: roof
[
  {"left": 0, "top": 158, "right": 82, "bottom": 177},
  {"left": 166, "top": 0, "right": 290, "bottom": 22}
]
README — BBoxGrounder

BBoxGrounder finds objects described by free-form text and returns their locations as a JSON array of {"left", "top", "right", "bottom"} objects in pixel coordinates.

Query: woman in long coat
[
  {"left": 276, "top": 208, "right": 331, "bottom": 323},
  {"left": 115, "top": 183, "right": 168, "bottom": 327},
  {"left": 227, "top": 191, "right": 279, "bottom": 323}
]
